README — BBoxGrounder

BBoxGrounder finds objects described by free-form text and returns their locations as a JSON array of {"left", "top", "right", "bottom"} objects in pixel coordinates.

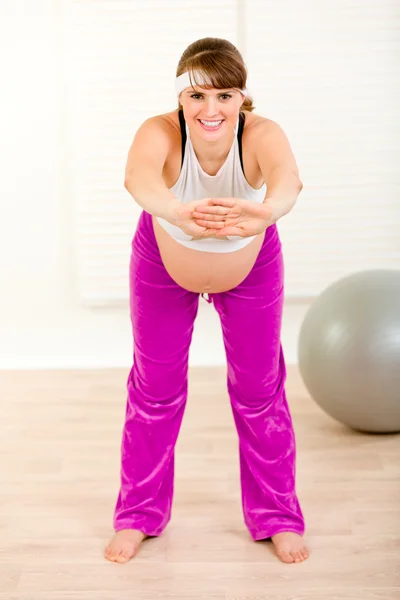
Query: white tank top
[{"left": 155, "top": 111, "right": 267, "bottom": 253}]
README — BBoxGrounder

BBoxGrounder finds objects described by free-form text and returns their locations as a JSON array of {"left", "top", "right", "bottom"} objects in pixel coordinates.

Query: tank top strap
[
  {"left": 237, "top": 111, "right": 245, "bottom": 173},
  {"left": 178, "top": 109, "right": 187, "bottom": 167}
]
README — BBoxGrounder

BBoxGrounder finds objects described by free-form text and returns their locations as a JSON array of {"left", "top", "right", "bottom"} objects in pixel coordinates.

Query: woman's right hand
[{"left": 173, "top": 199, "right": 227, "bottom": 239}]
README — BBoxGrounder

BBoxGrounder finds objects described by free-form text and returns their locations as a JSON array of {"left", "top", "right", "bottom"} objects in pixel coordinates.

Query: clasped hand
[{"left": 175, "top": 197, "right": 273, "bottom": 239}]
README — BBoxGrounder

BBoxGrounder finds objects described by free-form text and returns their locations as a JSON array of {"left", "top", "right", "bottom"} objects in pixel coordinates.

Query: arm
[
  {"left": 124, "top": 117, "right": 180, "bottom": 224},
  {"left": 254, "top": 120, "right": 303, "bottom": 223}
]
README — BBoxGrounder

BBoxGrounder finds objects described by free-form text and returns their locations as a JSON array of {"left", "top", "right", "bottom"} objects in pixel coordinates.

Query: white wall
[
  {"left": 66, "top": 0, "right": 399, "bottom": 304},
  {"left": 0, "top": 1, "right": 397, "bottom": 369}
]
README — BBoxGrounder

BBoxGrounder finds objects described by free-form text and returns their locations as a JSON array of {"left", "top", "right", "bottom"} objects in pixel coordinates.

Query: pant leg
[
  {"left": 211, "top": 225, "right": 305, "bottom": 540},
  {"left": 113, "top": 211, "right": 200, "bottom": 536}
]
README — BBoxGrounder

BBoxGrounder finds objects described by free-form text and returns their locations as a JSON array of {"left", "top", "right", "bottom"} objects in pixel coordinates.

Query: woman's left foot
[{"left": 271, "top": 532, "right": 310, "bottom": 563}]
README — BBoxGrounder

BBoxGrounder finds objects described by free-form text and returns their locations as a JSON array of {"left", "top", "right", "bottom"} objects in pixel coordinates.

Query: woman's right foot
[{"left": 104, "top": 529, "right": 147, "bottom": 563}]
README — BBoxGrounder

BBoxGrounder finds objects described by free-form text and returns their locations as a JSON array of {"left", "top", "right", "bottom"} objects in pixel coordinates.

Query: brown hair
[{"left": 176, "top": 37, "right": 254, "bottom": 112}]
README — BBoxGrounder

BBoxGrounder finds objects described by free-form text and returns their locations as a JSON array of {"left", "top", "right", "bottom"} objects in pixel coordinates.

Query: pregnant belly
[{"left": 152, "top": 216, "right": 265, "bottom": 293}]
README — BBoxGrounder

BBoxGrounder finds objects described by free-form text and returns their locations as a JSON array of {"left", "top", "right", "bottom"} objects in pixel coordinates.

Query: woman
[{"left": 105, "top": 37, "right": 309, "bottom": 564}]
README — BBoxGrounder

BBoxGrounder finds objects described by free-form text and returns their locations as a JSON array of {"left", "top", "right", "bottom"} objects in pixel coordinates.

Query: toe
[
  {"left": 278, "top": 550, "right": 294, "bottom": 563},
  {"left": 115, "top": 545, "right": 136, "bottom": 563},
  {"left": 114, "top": 555, "right": 128, "bottom": 564},
  {"left": 105, "top": 546, "right": 121, "bottom": 562},
  {"left": 122, "top": 548, "right": 136, "bottom": 561},
  {"left": 107, "top": 552, "right": 119, "bottom": 562},
  {"left": 292, "top": 552, "right": 301, "bottom": 563}
]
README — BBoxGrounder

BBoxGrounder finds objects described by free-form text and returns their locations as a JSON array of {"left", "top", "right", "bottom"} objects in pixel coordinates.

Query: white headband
[{"left": 175, "top": 71, "right": 249, "bottom": 98}]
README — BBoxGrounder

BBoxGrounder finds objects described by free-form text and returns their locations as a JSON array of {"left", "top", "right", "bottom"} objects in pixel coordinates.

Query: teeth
[{"left": 200, "top": 120, "right": 222, "bottom": 127}]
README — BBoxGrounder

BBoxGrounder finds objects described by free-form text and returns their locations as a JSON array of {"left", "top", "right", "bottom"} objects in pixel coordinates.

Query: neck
[
  {"left": 188, "top": 120, "right": 238, "bottom": 164},
  {"left": 191, "top": 137, "right": 233, "bottom": 164}
]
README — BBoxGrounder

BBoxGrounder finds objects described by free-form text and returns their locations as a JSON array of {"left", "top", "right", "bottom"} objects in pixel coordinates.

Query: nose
[{"left": 203, "top": 96, "right": 219, "bottom": 117}]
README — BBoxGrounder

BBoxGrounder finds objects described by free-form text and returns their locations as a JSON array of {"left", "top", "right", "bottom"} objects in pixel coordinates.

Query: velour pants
[{"left": 113, "top": 210, "right": 305, "bottom": 540}]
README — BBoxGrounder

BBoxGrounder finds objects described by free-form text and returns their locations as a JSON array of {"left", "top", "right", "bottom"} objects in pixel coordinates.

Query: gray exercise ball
[{"left": 298, "top": 270, "right": 400, "bottom": 433}]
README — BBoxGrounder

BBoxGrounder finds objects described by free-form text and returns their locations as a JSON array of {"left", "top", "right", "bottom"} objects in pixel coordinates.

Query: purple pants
[{"left": 113, "top": 211, "right": 305, "bottom": 540}]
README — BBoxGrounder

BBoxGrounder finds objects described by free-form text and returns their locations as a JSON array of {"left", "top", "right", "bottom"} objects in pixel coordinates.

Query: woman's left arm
[{"left": 255, "top": 119, "right": 303, "bottom": 223}]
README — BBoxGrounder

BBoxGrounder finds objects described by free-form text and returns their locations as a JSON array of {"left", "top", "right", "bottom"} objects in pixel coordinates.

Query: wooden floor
[{"left": 0, "top": 366, "right": 399, "bottom": 600}]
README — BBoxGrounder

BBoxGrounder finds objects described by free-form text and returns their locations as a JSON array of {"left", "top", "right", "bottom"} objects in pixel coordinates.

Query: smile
[{"left": 198, "top": 119, "right": 224, "bottom": 131}]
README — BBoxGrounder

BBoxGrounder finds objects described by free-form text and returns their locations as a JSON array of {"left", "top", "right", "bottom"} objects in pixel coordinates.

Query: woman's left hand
[{"left": 192, "top": 197, "right": 274, "bottom": 237}]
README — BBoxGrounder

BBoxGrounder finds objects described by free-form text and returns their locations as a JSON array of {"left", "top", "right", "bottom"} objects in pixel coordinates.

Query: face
[{"left": 179, "top": 86, "right": 245, "bottom": 139}]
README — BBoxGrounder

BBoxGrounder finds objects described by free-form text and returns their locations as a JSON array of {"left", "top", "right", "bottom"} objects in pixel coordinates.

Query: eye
[{"left": 189, "top": 93, "right": 233, "bottom": 100}]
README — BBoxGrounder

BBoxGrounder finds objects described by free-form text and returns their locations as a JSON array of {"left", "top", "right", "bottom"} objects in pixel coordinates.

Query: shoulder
[
  {"left": 145, "top": 110, "right": 181, "bottom": 137},
  {"left": 133, "top": 111, "right": 181, "bottom": 148},
  {"left": 244, "top": 113, "right": 299, "bottom": 177},
  {"left": 244, "top": 113, "right": 295, "bottom": 163},
  {"left": 242, "top": 112, "right": 285, "bottom": 144}
]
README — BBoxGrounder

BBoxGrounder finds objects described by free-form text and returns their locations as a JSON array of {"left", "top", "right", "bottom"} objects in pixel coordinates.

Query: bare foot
[
  {"left": 271, "top": 532, "right": 310, "bottom": 563},
  {"left": 104, "top": 529, "right": 147, "bottom": 563}
]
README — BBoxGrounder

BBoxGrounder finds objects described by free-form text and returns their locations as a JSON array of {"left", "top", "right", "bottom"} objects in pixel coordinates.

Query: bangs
[{"left": 185, "top": 52, "right": 246, "bottom": 91}]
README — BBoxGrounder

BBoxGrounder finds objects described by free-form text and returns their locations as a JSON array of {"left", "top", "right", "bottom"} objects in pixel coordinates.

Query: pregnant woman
[{"left": 105, "top": 37, "right": 309, "bottom": 564}]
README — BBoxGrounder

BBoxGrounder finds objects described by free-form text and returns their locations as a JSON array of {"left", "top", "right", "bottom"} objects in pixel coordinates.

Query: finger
[
  {"left": 194, "top": 217, "right": 241, "bottom": 228},
  {"left": 193, "top": 206, "right": 230, "bottom": 216},
  {"left": 194, "top": 212, "right": 242, "bottom": 225},
  {"left": 209, "top": 198, "right": 237, "bottom": 208},
  {"left": 194, "top": 219, "right": 226, "bottom": 229},
  {"left": 193, "top": 198, "right": 213, "bottom": 206},
  {"left": 192, "top": 212, "right": 227, "bottom": 222}
]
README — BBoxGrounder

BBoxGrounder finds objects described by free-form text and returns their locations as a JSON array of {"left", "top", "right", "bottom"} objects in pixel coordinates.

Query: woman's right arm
[{"left": 124, "top": 117, "right": 180, "bottom": 224}]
